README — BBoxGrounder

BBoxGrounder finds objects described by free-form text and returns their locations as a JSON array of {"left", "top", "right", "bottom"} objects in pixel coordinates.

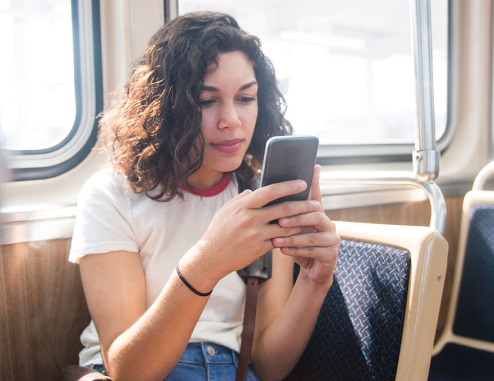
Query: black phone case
[{"left": 260, "top": 136, "right": 319, "bottom": 207}]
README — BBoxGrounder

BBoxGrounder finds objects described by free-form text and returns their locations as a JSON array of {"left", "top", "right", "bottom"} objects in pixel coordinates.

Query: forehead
[{"left": 204, "top": 51, "right": 256, "bottom": 84}]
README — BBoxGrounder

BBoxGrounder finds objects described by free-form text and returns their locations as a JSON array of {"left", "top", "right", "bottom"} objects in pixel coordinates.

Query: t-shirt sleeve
[{"left": 69, "top": 171, "right": 138, "bottom": 263}]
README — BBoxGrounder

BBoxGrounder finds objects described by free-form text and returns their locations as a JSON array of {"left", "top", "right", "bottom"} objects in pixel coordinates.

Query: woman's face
[{"left": 188, "top": 51, "right": 258, "bottom": 188}]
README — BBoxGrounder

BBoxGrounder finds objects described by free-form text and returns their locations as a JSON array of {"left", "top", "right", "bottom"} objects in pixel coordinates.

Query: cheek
[
  {"left": 243, "top": 107, "right": 258, "bottom": 135},
  {"left": 201, "top": 109, "right": 216, "bottom": 137}
]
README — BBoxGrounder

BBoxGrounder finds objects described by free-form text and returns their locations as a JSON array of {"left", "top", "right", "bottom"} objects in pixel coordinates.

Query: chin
[{"left": 217, "top": 156, "right": 245, "bottom": 173}]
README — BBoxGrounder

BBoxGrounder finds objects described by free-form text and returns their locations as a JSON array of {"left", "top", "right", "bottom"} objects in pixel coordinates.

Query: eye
[
  {"left": 199, "top": 99, "right": 216, "bottom": 107},
  {"left": 237, "top": 96, "right": 256, "bottom": 104}
]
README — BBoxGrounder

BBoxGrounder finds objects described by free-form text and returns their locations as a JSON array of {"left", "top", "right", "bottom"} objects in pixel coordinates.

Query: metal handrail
[
  {"left": 472, "top": 162, "right": 494, "bottom": 191},
  {"left": 411, "top": 0, "right": 441, "bottom": 181},
  {"left": 320, "top": 171, "right": 447, "bottom": 235}
]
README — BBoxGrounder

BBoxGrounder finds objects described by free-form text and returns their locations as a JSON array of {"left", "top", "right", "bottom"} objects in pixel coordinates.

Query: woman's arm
[
  {"left": 251, "top": 165, "right": 340, "bottom": 381},
  {"left": 80, "top": 250, "right": 213, "bottom": 381},
  {"left": 79, "top": 179, "right": 322, "bottom": 381}
]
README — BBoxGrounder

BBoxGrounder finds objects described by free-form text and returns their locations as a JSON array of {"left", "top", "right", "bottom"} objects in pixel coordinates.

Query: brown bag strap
[
  {"left": 236, "top": 277, "right": 259, "bottom": 381},
  {"left": 57, "top": 365, "right": 113, "bottom": 381}
]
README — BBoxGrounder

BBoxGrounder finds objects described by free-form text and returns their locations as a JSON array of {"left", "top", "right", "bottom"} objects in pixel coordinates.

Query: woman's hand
[
  {"left": 272, "top": 165, "right": 340, "bottom": 288},
  {"left": 180, "top": 178, "right": 323, "bottom": 290}
]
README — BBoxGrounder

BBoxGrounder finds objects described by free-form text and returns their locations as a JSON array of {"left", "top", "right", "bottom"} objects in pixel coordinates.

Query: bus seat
[
  {"left": 285, "top": 221, "right": 448, "bottom": 381},
  {"left": 429, "top": 190, "right": 494, "bottom": 380}
]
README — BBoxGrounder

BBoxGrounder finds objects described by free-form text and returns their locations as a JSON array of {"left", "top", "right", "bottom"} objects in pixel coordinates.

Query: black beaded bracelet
[{"left": 176, "top": 265, "right": 213, "bottom": 297}]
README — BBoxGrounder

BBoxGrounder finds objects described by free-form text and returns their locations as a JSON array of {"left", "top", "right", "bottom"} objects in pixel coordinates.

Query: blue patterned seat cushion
[
  {"left": 453, "top": 205, "right": 494, "bottom": 342},
  {"left": 285, "top": 239, "right": 411, "bottom": 381}
]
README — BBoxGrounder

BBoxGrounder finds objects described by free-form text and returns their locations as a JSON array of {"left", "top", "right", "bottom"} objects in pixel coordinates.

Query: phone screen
[{"left": 260, "top": 136, "right": 319, "bottom": 207}]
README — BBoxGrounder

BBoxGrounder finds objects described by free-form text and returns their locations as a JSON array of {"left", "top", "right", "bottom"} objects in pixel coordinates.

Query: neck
[{"left": 187, "top": 171, "right": 225, "bottom": 189}]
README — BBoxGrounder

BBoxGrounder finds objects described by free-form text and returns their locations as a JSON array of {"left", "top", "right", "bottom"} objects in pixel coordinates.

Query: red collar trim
[{"left": 184, "top": 173, "right": 232, "bottom": 197}]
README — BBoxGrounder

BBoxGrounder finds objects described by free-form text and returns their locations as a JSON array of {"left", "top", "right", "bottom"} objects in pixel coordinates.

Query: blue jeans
[{"left": 92, "top": 342, "right": 259, "bottom": 381}]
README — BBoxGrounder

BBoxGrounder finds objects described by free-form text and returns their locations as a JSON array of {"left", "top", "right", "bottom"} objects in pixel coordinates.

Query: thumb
[{"left": 308, "top": 165, "right": 322, "bottom": 204}]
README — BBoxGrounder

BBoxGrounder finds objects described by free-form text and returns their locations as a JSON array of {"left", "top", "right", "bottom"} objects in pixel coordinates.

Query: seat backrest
[
  {"left": 433, "top": 190, "right": 494, "bottom": 354},
  {"left": 286, "top": 221, "right": 448, "bottom": 381},
  {"left": 453, "top": 196, "right": 494, "bottom": 341}
]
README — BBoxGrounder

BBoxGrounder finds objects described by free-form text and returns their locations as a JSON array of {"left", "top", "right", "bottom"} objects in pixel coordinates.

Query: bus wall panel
[
  {"left": 328, "top": 196, "right": 464, "bottom": 334},
  {"left": 0, "top": 246, "right": 15, "bottom": 381},
  {"left": 0, "top": 239, "right": 90, "bottom": 381}
]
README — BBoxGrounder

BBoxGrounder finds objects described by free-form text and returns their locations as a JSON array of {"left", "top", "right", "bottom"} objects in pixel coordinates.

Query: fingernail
[
  {"left": 280, "top": 217, "right": 291, "bottom": 225},
  {"left": 298, "top": 180, "right": 306, "bottom": 189},
  {"left": 273, "top": 238, "right": 284, "bottom": 245},
  {"left": 312, "top": 201, "right": 321, "bottom": 209}
]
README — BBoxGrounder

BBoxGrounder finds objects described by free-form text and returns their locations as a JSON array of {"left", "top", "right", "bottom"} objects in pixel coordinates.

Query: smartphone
[{"left": 260, "top": 136, "right": 319, "bottom": 207}]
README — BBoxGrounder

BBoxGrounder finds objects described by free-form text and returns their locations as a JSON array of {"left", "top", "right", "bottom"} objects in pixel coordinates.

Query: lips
[{"left": 211, "top": 139, "right": 244, "bottom": 153}]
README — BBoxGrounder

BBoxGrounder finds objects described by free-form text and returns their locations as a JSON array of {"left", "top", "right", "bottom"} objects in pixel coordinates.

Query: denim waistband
[{"left": 179, "top": 342, "right": 239, "bottom": 367}]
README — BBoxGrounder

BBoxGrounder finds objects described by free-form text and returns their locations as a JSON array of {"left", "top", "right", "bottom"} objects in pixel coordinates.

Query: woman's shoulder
[{"left": 79, "top": 168, "right": 132, "bottom": 204}]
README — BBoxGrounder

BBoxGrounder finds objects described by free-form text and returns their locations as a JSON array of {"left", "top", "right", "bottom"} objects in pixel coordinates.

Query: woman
[{"left": 70, "top": 12, "right": 340, "bottom": 381}]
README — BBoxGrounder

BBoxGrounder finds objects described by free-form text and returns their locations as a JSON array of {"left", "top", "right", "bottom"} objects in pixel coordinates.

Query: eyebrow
[{"left": 201, "top": 81, "right": 258, "bottom": 92}]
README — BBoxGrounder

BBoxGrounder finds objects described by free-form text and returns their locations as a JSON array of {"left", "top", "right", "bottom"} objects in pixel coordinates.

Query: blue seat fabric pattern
[
  {"left": 285, "top": 239, "right": 411, "bottom": 381},
  {"left": 428, "top": 344, "right": 494, "bottom": 380},
  {"left": 452, "top": 205, "right": 494, "bottom": 342}
]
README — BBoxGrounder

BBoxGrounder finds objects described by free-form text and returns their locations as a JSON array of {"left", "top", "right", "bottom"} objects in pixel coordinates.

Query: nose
[{"left": 217, "top": 101, "right": 241, "bottom": 130}]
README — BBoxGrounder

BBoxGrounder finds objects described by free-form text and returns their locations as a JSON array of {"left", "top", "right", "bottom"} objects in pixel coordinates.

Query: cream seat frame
[{"left": 432, "top": 162, "right": 494, "bottom": 356}]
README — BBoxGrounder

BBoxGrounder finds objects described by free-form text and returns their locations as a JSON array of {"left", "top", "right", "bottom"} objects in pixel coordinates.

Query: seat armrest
[{"left": 57, "top": 365, "right": 113, "bottom": 381}]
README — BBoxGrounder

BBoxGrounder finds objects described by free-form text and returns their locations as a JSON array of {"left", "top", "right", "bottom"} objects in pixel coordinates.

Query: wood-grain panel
[
  {"left": 0, "top": 241, "right": 14, "bottom": 381},
  {"left": 0, "top": 239, "right": 90, "bottom": 381}
]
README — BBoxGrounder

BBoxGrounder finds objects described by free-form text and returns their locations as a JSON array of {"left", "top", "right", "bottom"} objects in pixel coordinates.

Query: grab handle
[
  {"left": 472, "top": 162, "right": 494, "bottom": 191},
  {"left": 320, "top": 171, "right": 446, "bottom": 235}
]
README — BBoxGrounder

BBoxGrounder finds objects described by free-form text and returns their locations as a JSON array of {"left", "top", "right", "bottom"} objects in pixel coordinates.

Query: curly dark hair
[{"left": 100, "top": 11, "right": 292, "bottom": 201}]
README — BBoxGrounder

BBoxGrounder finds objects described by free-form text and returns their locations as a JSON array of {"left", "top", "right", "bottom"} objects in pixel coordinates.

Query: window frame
[{"left": 4, "top": 0, "right": 103, "bottom": 181}]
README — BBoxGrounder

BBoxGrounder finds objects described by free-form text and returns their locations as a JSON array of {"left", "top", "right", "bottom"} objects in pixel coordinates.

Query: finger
[
  {"left": 278, "top": 211, "right": 332, "bottom": 231},
  {"left": 272, "top": 231, "right": 333, "bottom": 249},
  {"left": 278, "top": 246, "right": 330, "bottom": 258},
  {"left": 261, "top": 239, "right": 276, "bottom": 255},
  {"left": 265, "top": 224, "right": 317, "bottom": 240},
  {"left": 308, "top": 165, "right": 322, "bottom": 204},
  {"left": 225, "top": 189, "right": 252, "bottom": 205},
  {"left": 261, "top": 199, "right": 321, "bottom": 223},
  {"left": 245, "top": 180, "right": 307, "bottom": 209}
]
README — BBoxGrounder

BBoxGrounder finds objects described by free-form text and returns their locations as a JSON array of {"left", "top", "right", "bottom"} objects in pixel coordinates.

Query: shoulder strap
[
  {"left": 236, "top": 277, "right": 259, "bottom": 381},
  {"left": 236, "top": 173, "right": 260, "bottom": 194},
  {"left": 235, "top": 174, "right": 270, "bottom": 381}
]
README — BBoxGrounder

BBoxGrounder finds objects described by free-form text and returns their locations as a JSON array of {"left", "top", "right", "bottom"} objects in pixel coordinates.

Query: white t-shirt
[{"left": 69, "top": 169, "right": 246, "bottom": 367}]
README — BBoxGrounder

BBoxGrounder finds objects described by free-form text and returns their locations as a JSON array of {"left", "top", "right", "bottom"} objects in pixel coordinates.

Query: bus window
[
  {"left": 0, "top": 0, "right": 102, "bottom": 181},
  {"left": 0, "top": 0, "right": 75, "bottom": 151},
  {"left": 178, "top": 0, "right": 449, "bottom": 151}
]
